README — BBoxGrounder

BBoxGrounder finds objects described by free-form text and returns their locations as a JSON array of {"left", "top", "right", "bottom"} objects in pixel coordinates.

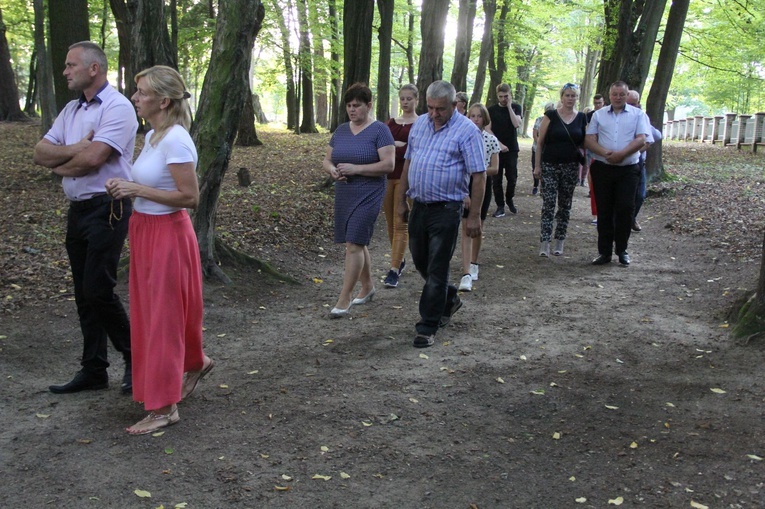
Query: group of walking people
[
  {"left": 37, "top": 39, "right": 657, "bottom": 436},
  {"left": 325, "top": 78, "right": 657, "bottom": 347}
]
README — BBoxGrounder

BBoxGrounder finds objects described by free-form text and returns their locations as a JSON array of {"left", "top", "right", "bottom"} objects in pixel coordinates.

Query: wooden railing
[{"left": 663, "top": 112, "right": 765, "bottom": 152}]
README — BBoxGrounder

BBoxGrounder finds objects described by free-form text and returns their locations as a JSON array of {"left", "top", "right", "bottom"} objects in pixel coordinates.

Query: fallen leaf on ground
[
  {"left": 219, "top": 384, "right": 229, "bottom": 389},
  {"left": 274, "top": 486, "right": 290, "bottom": 491},
  {"left": 152, "top": 431, "right": 165, "bottom": 437},
  {"left": 710, "top": 388, "right": 726, "bottom": 394},
  {"left": 746, "top": 454, "right": 763, "bottom": 461},
  {"left": 36, "top": 413, "right": 50, "bottom": 419},
  {"left": 419, "top": 353, "right": 428, "bottom": 359},
  {"left": 320, "top": 446, "right": 329, "bottom": 452},
  {"left": 312, "top": 474, "right": 331, "bottom": 481},
  {"left": 409, "top": 397, "right": 418, "bottom": 403},
  {"left": 247, "top": 370, "right": 259, "bottom": 374},
  {"left": 340, "top": 472, "right": 351, "bottom": 479},
  {"left": 575, "top": 497, "right": 586, "bottom": 503},
  {"left": 690, "top": 501, "right": 708, "bottom": 509},
  {"left": 607, "top": 496, "right": 623, "bottom": 505},
  {"left": 496, "top": 377, "right": 505, "bottom": 384},
  {"left": 630, "top": 442, "right": 638, "bottom": 449},
  {"left": 281, "top": 474, "right": 293, "bottom": 481},
  {"left": 530, "top": 389, "right": 545, "bottom": 395},
  {"left": 134, "top": 489, "right": 151, "bottom": 498},
  {"left": 666, "top": 402, "right": 675, "bottom": 407},
  {"left": 552, "top": 432, "right": 561, "bottom": 440},
  {"left": 362, "top": 421, "right": 373, "bottom": 427},
  {"left": 605, "top": 405, "right": 619, "bottom": 410},
  {"left": 312, "top": 278, "right": 323, "bottom": 283}
]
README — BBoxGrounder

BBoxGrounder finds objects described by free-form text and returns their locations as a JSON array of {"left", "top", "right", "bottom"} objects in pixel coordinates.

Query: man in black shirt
[{"left": 488, "top": 83, "right": 523, "bottom": 216}]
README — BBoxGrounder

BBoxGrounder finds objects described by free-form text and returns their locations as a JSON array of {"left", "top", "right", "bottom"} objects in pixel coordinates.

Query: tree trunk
[
  {"left": 470, "top": 0, "right": 495, "bottom": 107},
  {"left": 109, "top": 0, "right": 132, "bottom": 95},
  {"left": 375, "top": 0, "right": 394, "bottom": 122},
  {"left": 297, "top": 0, "right": 317, "bottom": 133},
  {"left": 49, "top": 0, "right": 89, "bottom": 112},
  {"left": 24, "top": 52, "right": 38, "bottom": 116},
  {"left": 236, "top": 90, "right": 262, "bottom": 146},
  {"left": 733, "top": 230, "right": 765, "bottom": 340},
  {"left": 271, "top": 0, "right": 298, "bottom": 130},
  {"left": 0, "top": 8, "right": 26, "bottom": 121},
  {"left": 486, "top": 0, "right": 509, "bottom": 107},
  {"left": 596, "top": 0, "right": 665, "bottom": 97},
  {"left": 34, "top": 0, "right": 56, "bottom": 133},
  {"left": 337, "top": 0, "right": 374, "bottom": 125},
  {"left": 405, "top": 0, "right": 415, "bottom": 85},
  {"left": 415, "top": 0, "right": 450, "bottom": 113},
  {"left": 191, "top": 0, "right": 265, "bottom": 283},
  {"left": 579, "top": 43, "right": 601, "bottom": 112},
  {"left": 308, "top": 0, "right": 328, "bottom": 128},
  {"left": 645, "top": 0, "right": 689, "bottom": 182},
  {"left": 253, "top": 93, "right": 268, "bottom": 123},
  {"left": 127, "top": 0, "right": 177, "bottom": 80},
  {"left": 450, "top": 0, "right": 476, "bottom": 94},
  {"left": 328, "top": 0, "right": 341, "bottom": 130}
]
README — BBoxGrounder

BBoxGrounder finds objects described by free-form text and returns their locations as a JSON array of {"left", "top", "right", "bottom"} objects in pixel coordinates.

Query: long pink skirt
[{"left": 129, "top": 210, "right": 204, "bottom": 410}]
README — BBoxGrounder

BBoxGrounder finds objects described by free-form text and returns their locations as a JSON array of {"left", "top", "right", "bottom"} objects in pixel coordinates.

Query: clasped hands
[
  {"left": 329, "top": 163, "right": 359, "bottom": 182},
  {"left": 105, "top": 178, "right": 139, "bottom": 200}
]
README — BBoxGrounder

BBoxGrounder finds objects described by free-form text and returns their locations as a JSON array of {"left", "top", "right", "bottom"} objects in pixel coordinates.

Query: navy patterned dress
[{"left": 330, "top": 121, "right": 395, "bottom": 245}]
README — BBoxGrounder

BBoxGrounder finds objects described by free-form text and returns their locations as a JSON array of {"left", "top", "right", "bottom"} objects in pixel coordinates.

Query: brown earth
[{"left": 1, "top": 122, "right": 764, "bottom": 508}]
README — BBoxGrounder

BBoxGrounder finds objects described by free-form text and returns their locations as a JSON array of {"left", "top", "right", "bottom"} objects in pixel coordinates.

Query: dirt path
[{"left": 1, "top": 155, "right": 764, "bottom": 508}]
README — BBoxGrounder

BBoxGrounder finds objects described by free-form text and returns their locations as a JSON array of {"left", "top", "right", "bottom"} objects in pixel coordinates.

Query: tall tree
[
  {"left": 486, "top": 0, "right": 509, "bottom": 107},
  {"left": 0, "top": 7, "right": 26, "bottom": 121},
  {"left": 128, "top": 0, "right": 177, "bottom": 77},
  {"left": 49, "top": 0, "right": 89, "bottom": 112},
  {"left": 376, "top": 0, "right": 394, "bottom": 121},
  {"left": 596, "top": 0, "right": 665, "bottom": 97},
  {"left": 308, "top": 0, "right": 329, "bottom": 127},
  {"left": 335, "top": 0, "right": 374, "bottom": 127},
  {"left": 470, "top": 0, "right": 496, "bottom": 107},
  {"left": 192, "top": 0, "right": 265, "bottom": 282},
  {"left": 297, "top": 0, "right": 317, "bottom": 133},
  {"left": 328, "top": 0, "right": 341, "bottom": 129},
  {"left": 644, "top": 0, "right": 689, "bottom": 182},
  {"left": 450, "top": 0, "right": 477, "bottom": 94},
  {"left": 271, "top": 0, "right": 298, "bottom": 130},
  {"left": 109, "top": 0, "right": 132, "bottom": 95},
  {"left": 415, "top": 0, "right": 450, "bottom": 113},
  {"left": 33, "top": 0, "right": 56, "bottom": 132}
]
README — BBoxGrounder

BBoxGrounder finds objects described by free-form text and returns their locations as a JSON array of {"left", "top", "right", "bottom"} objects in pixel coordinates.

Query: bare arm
[
  {"left": 585, "top": 134, "right": 611, "bottom": 158},
  {"left": 105, "top": 162, "right": 199, "bottom": 209},
  {"left": 396, "top": 159, "right": 411, "bottom": 222},
  {"left": 336, "top": 145, "right": 395, "bottom": 178},
  {"left": 508, "top": 104, "right": 522, "bottom": 129},
  {"left": 465, "top": 172, "right": 485, "bottom": 238},
  {"left": 534, "top": 116, "right": 551, "bottom": 178},
  {"left": 33, "top": 133, "right": 94, "bottom": 168},
  {"left": 486, "top": 152, "right": 499, "bottom": 176},
  {"left": 50, "top": 141, "right": 116, "bottom": 178}
]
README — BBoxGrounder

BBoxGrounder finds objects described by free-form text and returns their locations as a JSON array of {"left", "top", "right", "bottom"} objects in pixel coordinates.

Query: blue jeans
[{"left": 408, "top": 201, "right": 462, "bottom": 335}]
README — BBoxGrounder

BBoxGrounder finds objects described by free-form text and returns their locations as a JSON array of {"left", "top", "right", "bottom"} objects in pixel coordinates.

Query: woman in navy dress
[{"left": 322, "top": 83, "right": 395, "bottom": 318}]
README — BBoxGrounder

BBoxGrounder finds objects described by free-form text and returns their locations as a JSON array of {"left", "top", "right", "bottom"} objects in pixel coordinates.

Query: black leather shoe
[
  {"left": 49, "top": 371, "right": 108, "bottom": 394},
  {"left": 508, "top": 201, "right": 518, "bottom": 214},
  {"left": 121, "top": 363, "right": 132, "bottom": 395},
  {"left": 618, "top": 252, "right": 631, "bottom": 266},
  {"left": 439, "top": 295, "right": 463, "bottom": 328},
  {"left": 591, "top": 254, "right": 612, "bottom": 265}
]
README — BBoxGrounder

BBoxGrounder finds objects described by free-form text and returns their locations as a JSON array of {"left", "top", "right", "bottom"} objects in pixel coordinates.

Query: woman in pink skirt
[{"left": 106, "top": 66, "right": 213, "bottom": 435}]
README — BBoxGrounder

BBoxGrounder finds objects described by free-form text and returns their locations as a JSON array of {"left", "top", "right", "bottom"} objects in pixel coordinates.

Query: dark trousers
[
  {"left": 408, "top": 200, "right": 462, "bottom": 335},
  {"left": 590, "top": 161, "right": 640, "bottom": 256},
  {"left": 634, "top": 156, "right": 647, "bottom": 219},
  {"left": 65, "top": 195, "right": 132, "bottom": 374},
  {"left": 531, "top": 149, "right": 539, "bottom": 188},
  {"left": 492, "top": 151, "right": 518, "bottom": 207}
]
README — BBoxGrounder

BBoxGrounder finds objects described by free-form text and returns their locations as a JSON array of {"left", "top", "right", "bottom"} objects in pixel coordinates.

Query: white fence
[{"left": 663, "top": 113, "right": 765, "bottom": 153}]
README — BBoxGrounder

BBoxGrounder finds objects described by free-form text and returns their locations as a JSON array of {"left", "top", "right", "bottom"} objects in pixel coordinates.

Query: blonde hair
[
  {"left": 468, "top": 103, "right": 490, "bottom": 129},
  {"left": 134, "top": 65, "right": 192, "bottom": 146}
]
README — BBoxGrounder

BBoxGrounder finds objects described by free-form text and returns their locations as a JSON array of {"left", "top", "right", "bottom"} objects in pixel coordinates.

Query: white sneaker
[
  {"left": 458, "top": 274, "right": 472, "bottom": 292},
  {"left": 469, "top": 263, "right": 479, "bottom": 281}
]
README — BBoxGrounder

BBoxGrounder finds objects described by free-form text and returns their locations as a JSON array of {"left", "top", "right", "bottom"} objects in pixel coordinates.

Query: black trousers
[
  {"left": 65, "top": 195, "right": 132, "bottom": 374},
  {"left": 492, "top": 150, "right": 518, "bottom": 207},
  {"left": 408, "top": 200, "right": 462, "bottom": 335},
  {"left": 590, "top": 161, "right": 640, "bottom": 256}
]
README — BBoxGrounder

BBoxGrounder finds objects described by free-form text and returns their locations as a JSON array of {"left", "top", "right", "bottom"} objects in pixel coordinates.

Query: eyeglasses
[{"left": 563, "top": 83, "right": 579, "bottom": 90}]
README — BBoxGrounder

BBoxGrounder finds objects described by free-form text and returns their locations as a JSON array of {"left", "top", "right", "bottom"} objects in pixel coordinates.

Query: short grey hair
[
  {"left": 544, "top": 102, "right": 555, "bottom": 111},
  {"left": 426, "top": 80, "right": 456, "bottom": 103},
  {"left": 69, "top": 41, "right": 108, "bottom": 75}
]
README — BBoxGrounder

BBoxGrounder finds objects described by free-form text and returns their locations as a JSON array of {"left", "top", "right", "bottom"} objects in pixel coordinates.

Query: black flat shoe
[
  {"left": 49, "top": 371, "right": 108, "bottom": 394},
  {"left": 413, "top": 333, "right": 435, "bottom": 348},
  {"left": 121, "top": 363, "right": 132, "bottom": 395},
  {"left": 618, "top": 252, "right": 631, "bottom": 266},
  {"left": 591, "top": 254, "right": 612, "bottom": 265}
]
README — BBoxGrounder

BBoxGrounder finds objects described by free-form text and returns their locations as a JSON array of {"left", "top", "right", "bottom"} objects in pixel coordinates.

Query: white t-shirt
[{"left": 132, "top": 125, "right": 198, "bottom": 215}]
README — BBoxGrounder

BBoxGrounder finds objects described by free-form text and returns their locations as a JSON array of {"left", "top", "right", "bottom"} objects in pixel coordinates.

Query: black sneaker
[
  {"left": 413, "top": 333, "right": 435, "bottom": 348},
  {"left": 438, "top": 295, "right": 463, "bottom": 328},
  {"left": 492, "top": 206, "right": 506, "bottom": 218},
  {"left": 383, "top": 269, "right": 399, "bottom": 288},
  {"left": 507, "top": 201, "right": 518, "bottom": 214}
]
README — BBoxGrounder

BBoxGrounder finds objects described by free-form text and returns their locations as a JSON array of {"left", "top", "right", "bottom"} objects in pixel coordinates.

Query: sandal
[
  {"left": 181, "top": 356, "right": 214, "bottom": 399},
  {"left": 126, "top": 406, "right": 179, "bottom": 435}
]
